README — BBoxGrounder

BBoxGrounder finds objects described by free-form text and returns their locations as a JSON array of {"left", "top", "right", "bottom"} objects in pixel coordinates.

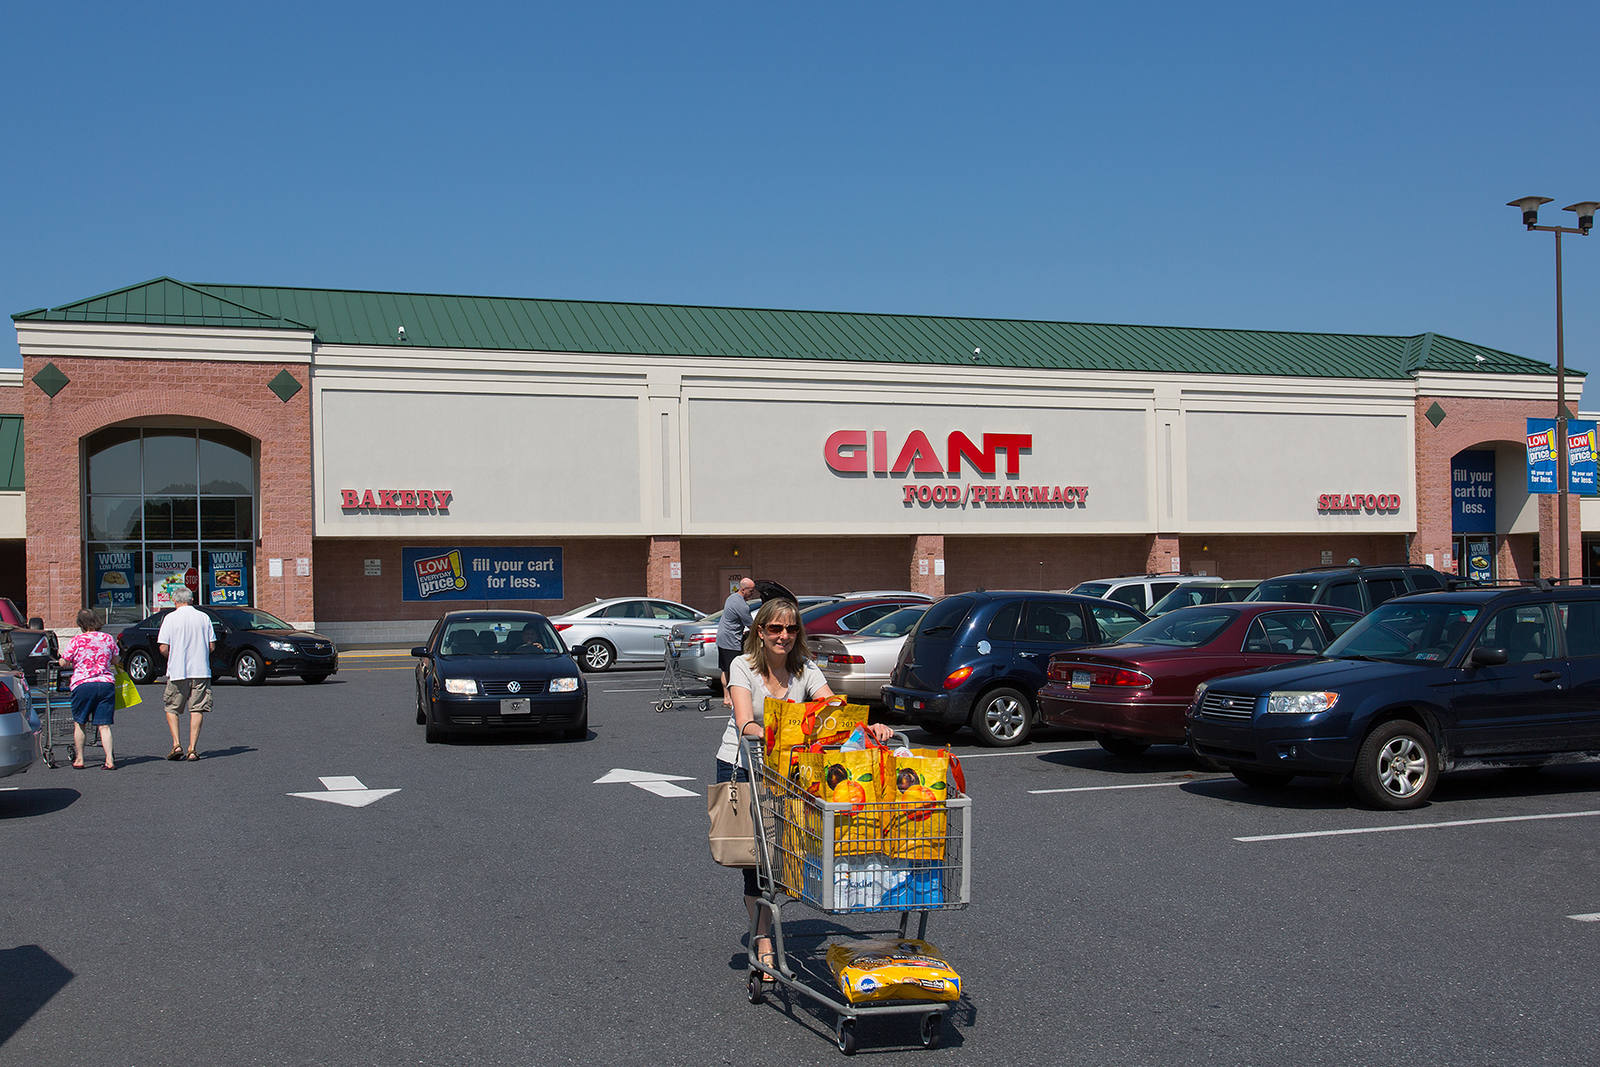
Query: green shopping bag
[{"left": 113, "top": 666, "right": 142, "bottom": 709}]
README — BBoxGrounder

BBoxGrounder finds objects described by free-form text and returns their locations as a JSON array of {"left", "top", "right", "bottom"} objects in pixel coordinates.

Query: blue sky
[{"left": 5, "top": 1, "right": 1598, "bottom": 383}]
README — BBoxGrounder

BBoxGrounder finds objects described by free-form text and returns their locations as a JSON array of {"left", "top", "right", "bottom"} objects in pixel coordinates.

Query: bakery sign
[
  {"left": 340, "top": 488, "right": 454, "bottom": 513},
  {"left": 824, "top": 429, "right": 1089, "bottom": 509}
]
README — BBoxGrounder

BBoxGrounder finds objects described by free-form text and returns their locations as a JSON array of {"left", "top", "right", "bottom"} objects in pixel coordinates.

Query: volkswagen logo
[{"left": 507, "top": 680, "right": 522, "bottom": 693}]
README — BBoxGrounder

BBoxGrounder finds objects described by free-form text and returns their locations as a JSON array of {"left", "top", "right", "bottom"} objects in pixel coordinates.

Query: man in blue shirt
[{"left": 715, "top": 577, "right": 756, "bottom": 707}]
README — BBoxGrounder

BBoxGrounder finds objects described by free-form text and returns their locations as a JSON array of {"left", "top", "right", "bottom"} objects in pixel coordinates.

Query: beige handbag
[{"left": 707, "top": 775, "right": 759, "bottom": 868}]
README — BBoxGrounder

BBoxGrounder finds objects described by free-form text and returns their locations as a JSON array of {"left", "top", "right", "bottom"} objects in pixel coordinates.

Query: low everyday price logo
[{"left": 413, "top": 550, "right": 467, "bottom": 598}]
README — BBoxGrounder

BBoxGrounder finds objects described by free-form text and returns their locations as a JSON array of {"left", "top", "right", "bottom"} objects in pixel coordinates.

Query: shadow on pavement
[
  {"left": 0, "top": 788, "right": 79, "bottom": 819},
  {"left": 0, "top": 944, "right": 73, "bottom": 1044}
]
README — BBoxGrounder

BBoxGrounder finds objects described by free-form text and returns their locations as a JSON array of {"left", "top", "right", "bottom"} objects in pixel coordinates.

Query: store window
[{"left": 83, "top": 426, "right": 257, "bottom": 625}]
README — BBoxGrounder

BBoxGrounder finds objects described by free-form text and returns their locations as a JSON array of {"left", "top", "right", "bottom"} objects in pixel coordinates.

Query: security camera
[{"left": 397, "top": 326, "right": 406, "bottom": 341}]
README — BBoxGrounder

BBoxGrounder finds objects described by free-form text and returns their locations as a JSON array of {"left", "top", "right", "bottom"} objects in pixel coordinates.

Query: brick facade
[
  {"left": 22, "top": 355, "right": 313, "bottom": 628},
  {"left": 1414, "top": 394, "right": 1579, "bottom": 581}
]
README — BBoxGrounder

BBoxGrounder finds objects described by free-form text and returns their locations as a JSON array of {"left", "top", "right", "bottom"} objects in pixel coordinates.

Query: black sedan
[
  {"left": 118, "top": 606, "right": 338, "bottom": 685},
  {"left": 412, "top": 610, "right": 588, "bottom": 743}
]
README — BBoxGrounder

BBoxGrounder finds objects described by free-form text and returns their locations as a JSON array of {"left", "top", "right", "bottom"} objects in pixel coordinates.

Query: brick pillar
[
  {"left": 1146, "top": 534, "right": 1180, "bottom": 574},
  {"left": 911, "top": 534, "right": 943, "bottom": 597},
  {"left": 1537, "top": 496, "right": 1584, "bottom": 581},
  {"left": 646, "top": 535, "right": 682, "bottom": 601}
]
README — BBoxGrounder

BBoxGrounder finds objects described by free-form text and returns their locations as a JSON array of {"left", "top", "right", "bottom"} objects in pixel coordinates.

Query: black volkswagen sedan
[
  {"left": 118, "top": 606, "right": 338, "bottom": 685},
  {"left": 412, "top": 610, "right": 588, "bottom": 743}
]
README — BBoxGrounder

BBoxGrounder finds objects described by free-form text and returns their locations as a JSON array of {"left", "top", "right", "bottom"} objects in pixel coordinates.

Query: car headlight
[
  {"left": 549, "top": 677, "right": 579, "bottom": 693},
  {"left": 1193, "top": 681, "right": 1210, "bottom": 701},
  {"left": 267, "top": 640, "right": 296, "bottom": 653},
  {"left": 1264, "top": 691, "right": 1339, "bottom": 716},
  {"left": 443, "top": 678, "right": 479, "bottom": 695}
]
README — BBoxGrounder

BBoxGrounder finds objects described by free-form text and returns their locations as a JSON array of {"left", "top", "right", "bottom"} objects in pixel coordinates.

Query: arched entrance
[{"left": 83, "top": 421, "right": 258, "bottom": 625}]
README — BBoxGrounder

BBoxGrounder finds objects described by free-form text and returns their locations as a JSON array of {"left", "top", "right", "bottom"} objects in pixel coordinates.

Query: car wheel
[
  {"left": 1353, "top": 719, "right": 1437, "bottom": 810},
  {"left": 301, "top": 673, "right": 330, "bottom": 684},
  {"left": 969, "top": 687, "right": 1032, "bottom": 747},
  {"left": 579, "top": 640, "right": 615, "bottom": 672},
  {"left": 1097, "top": 735, "right": 1151, "bottom": 758},
  {"left": 125, "top": 649, "right": 156, "bottom": 685},
  {"left": 1231, "top": 767, "right": 1294, "bottom": 789},
  {"left": 235, "top": 649, "right": 266, "bottom": 685}
]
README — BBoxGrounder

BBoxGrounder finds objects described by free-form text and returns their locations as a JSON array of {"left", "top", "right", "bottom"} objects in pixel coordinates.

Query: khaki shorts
[{"left": 163, "top": 678, "right": 213, "bottom": 715}]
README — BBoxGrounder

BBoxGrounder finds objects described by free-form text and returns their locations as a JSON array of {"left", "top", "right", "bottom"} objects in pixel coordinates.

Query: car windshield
[
  {"left": 213, "top": 608, "right": 293, "bottom": 631},
  {"left": 1071, "top": 582, "right": 1112, "bottom": 598},
  {"left": 855, "top": 606, "right": 927, "bottom": 639},
  {"left": 1324, "top": 602, "right": 1480, "bottom": 663},
  {"left": 1121, "top": 607, "right": 1236, "bottom": 647},
  {"left": 1149, "top": 585, "right": 1221, "bottom": 614},
  {"left": 441, "top": 619, "right": 563, "bottom": 655},
  {"left": 1246, "top": 577, "right": 1322, "bottom": 603}
]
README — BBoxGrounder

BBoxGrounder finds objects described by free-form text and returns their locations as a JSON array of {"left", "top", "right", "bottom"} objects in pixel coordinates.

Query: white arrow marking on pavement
[
  {"left": 288, "top": 775, "right": 401, "bottom": 808},
  {"left": 594, "top": 767, "right": 699, "bottom": 798},
  {"left": 1568, "top": 913, "right": 1600, "bottom": 922}
]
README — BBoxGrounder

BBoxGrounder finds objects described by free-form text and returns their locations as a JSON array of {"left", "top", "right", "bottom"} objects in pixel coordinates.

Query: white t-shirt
[
  {"left": 715, "top": 653, "right": 829, "bottom": 765},
  {"left": 157, "top": 605, "right": 215, "bottom": 681}
]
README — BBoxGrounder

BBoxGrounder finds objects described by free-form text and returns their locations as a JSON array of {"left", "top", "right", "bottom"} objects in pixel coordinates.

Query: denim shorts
[{"left": 71, "top": 680, "right": 115, "bottom": 727}]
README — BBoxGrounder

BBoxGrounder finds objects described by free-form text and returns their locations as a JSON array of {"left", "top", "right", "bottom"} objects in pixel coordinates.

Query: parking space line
[
  {"left": 1237, "top": 809, "right": 1600, "bottom": 843},
  {"left": 1567, "top": 913, "right": 1600, "bottom": 922},
  {"left": 1030, "top": 780, "right": 1215, "bottom": 795},
  {"left": 958, "top": 745, "right": 1094, "bottom": 760}
]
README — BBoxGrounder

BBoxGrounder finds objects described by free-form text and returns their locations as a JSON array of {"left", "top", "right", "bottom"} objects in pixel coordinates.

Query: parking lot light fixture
[{"left": 1507, "top": 193, "right": 1596, "bottom": 581}]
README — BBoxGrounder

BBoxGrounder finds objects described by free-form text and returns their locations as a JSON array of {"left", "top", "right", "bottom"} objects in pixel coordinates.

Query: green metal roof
[
  {"left": 14, "top": 277, "right": 1564, "bottom": 381},
  {"left": 0, "top": 416, "right": 22, "bottom": 491}
]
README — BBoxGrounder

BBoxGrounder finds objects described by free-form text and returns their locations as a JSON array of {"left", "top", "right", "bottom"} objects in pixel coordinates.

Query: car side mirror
[
  {"left": 411, "top": 646, "right": 431, "bottom": 658},
  {"left": 27, "top": 617, "right": 43, "bottom": 630},
  {"left": 1469, "top": 646, "right": 1507, "bottom": 668}
]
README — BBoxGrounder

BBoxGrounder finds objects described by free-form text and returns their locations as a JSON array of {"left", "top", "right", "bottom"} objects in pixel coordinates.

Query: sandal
[
  {"left": 101, "top": 763, "right": 116, "bottom": 770},
  {"left": 186, "top": 750, "right": 199, "bottom": 761},
  {"left": 166, "top": 746, "right": 184, "bottom": 761},
  {"left": 71, "top": 760, "right": 85, "bottom": 769},
  {"left": 754, "top": 938, "right": 777, "bottom": 984}
]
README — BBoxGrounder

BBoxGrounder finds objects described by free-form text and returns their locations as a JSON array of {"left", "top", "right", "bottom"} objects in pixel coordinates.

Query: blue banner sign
[
  {"left": 1527, "top": 419, "right": 1558, "bottom": 493},
  {"left": 1452, "top": 451, "right": 1496, "bottom": 534},
  {"left": 1466, "top": 537, "right": 1494, "bottom": 583},
  {"left": 91, "top": 551, "right": 137, "bottom": 608},
  {"left": 401, "top": 546, "right": 564, "bottom": 602},
  {"left": 207, "top": 550, "right": 250, "bottom": 606},
  {"left": 1525, "top": 418, "right": 1597, "bottom": 494},
  {"left": 1568, "top": 421, "right": 1597, "bottom": 494}
]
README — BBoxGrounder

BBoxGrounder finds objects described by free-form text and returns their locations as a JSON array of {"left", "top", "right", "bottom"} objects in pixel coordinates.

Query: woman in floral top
[{"left": 59, "top": 608, "right": 121, "bottom": 769}]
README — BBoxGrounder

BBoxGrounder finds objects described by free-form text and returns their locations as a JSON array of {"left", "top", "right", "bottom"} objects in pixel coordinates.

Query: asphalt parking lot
[{"left": 4, "top": 654, "right": 1600, "bottom": 1065}]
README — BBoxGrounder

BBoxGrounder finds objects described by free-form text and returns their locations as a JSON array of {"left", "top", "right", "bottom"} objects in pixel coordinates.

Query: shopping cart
[
  {"left": 654, "top": 633, "right": 711, "bottom": 713},
  {"left": 35, "top": 663, "right": 95, "bottom": 768},
  {"left": 739, "top": 735, "right": 972, "bottom": 1055}
]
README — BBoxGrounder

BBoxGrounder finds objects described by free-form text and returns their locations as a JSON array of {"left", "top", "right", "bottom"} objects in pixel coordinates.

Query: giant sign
[{"left": 822, "top": 428, "right": 1089, "bottom": 509}]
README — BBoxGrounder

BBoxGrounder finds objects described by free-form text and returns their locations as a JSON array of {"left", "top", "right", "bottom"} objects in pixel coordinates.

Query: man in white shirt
[{"left": 157, "top": 587, "right": 216, "bottom": 761}]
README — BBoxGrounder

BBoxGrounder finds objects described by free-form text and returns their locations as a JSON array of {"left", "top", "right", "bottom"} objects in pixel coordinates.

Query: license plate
[
  {"left": 889, "top": 694, "right": 902, "bottom": 710},
  {"left": 500, "top": 698, "right": 531, "bottom": 715},
  {"left": 1071, "top": 670, "right": 1092, "bottom": 690}
]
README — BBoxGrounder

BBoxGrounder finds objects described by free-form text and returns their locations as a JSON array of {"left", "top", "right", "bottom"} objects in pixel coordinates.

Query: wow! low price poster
[{"left": 207, "top": 550, "right": 250, "bottom": 606}]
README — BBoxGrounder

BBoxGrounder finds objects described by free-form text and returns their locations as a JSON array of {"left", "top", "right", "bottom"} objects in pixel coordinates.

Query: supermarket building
[{"left": 3, "top": 276, "right": 1588, "bottom": 646}]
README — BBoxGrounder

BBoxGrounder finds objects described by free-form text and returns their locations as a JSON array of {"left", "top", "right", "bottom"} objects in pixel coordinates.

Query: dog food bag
[{"left": 826, "top": 938, "right": 961, "bottom": 1005}]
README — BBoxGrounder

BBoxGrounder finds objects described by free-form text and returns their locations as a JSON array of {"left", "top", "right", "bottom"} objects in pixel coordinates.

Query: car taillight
[
  {"left": 553, "top": 623, "right": 571, "bottom": 631},
  {"left": 691, "top": 633, "right": 715, "bottom": 645},
  {"left": 824, "top": 654, "right": 866, "bottom": 665},
  {"left": 0, "top": 684, "right": 17, "bottom": 717},
  {"left": 943, "top": 666, "right": 973, "bottom": 690},
  {"left": 1047, "top": 662, "right": 1151, "bottom": 688}
]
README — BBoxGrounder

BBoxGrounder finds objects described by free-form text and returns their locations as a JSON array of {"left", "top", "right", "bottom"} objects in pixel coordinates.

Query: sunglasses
[{"left": 763, "top": 623, "right": 801, "bottom": 636}]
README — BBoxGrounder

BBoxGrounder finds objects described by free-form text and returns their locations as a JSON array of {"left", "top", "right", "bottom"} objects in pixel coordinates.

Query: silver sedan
[
  {"left": 811, "top": 605, "right": 928, "bottom": 704},
  {"left": 550, "top": 597, "right": 706, "bottom": 672}
]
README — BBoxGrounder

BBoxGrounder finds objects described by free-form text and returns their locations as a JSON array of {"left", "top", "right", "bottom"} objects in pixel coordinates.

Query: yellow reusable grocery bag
[
  {"left": 819, "top": 748, "right": 887, "bottom": 857},
  {"left": 762, "top": 695, "right": 868, "bottom": 780},
  {"left": 113, "top": 666, "right": 142, "bottom": 709},
  {"left": 883, "top": 750, "right": 953, "bottom": 861}
]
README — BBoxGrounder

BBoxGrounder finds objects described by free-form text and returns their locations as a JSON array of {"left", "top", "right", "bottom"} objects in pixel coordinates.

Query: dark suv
[
  {"left": 1243, "top": 564, "right": 1453, "bottom": 613},
  {"left": 1187, "top": 584, "right": 1600, "bottom": 809},
  {"left": 882, "top": 590, "right": 1146, "bottom": 747}
]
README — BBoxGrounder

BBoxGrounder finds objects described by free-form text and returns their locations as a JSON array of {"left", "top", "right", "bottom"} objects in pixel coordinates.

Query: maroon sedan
[
  {"left": 799, "top": 595, "right": 932, "bottom": 637},
  {"left": 1038, "top": 602, "right": 1362, "bottom": 755}
]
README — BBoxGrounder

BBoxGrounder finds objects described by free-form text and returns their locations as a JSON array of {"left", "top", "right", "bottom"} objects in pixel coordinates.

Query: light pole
[{"left": 1507, "top": 196, "right": 1599, "bottom": 582}]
